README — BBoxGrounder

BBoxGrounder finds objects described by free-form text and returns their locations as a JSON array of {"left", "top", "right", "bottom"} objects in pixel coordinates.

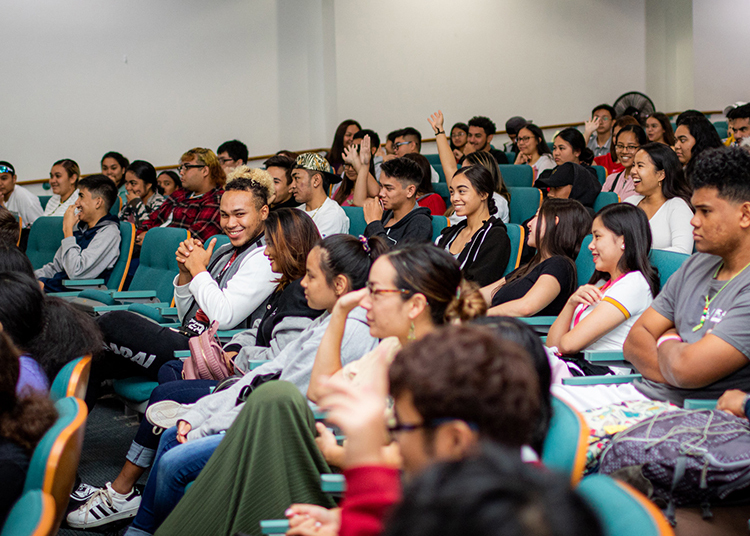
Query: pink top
[{"left": 602, "top": 170, "right": 636, "bottom": 201}]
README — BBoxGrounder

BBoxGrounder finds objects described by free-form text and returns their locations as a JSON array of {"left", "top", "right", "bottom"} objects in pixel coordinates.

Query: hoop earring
[{"left": 408, "top": 321, "right": 416, "bottom": 341}]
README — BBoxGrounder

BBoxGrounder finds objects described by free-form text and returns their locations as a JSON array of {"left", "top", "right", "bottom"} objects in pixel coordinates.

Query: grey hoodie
[{"left": 183, "top": 306, "right": 377, "bottom": 440}]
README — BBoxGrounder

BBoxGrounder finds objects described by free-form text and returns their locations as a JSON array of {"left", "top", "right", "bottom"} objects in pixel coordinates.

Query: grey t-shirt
[{"left": 634, "top": 253, "right": 750, "bottom": 405}]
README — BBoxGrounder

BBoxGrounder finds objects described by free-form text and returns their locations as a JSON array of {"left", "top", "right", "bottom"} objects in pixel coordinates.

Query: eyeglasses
[
  {"left": 516, "top": 136, "right": 534, "bottom": 143},
  {"left": 365, "top": 281, "right": 412, "bottom": 298},
  {"left": 615, "top": 144, "right": 640, "bottom": 152},
  {"left": 218, "top": 157, "right": 234, "bottom": 165},
  {"left": 394, "top": 141, "right": 412, "bottom": 148},
  {"left": 178, "top": 163, "right": 207, "bottom": 173}
]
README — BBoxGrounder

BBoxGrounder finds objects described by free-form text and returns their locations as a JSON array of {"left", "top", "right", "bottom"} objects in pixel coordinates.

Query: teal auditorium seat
[
  {"left": 433, "top": 163, "right": 446, "bottom": 183},
  {"left": 504, "top": 223, "right": 525, "bottom": 276},
  {"left": 23, "top": 397, "right": 87, "bottom": 533},
  {"left": 433, "top": 182, "right": 450, "bottom": 206},
  {"left": 0, "top": 490, "right": 57, "bottom": 536},
  {"left": 26, "top": 217, "right": 64, "bottom": 270},
  {"left": 505, "top": 151, "right": 516, "bottom": 164},
  {"left": 38, "top": 195, "right": 52, "bottom": 210},
  {"left": 343, "top": 206, "right": 367, "bottom": 236},
  {"left": 113, "top": 377, "right": 160, "bottom": 413},
  {"left": 432, "top": 216, "right": 449, "bottom": 242},
  {"left": 593, "top": 191, "right": 619, "bottom": 212},
  {"left": 592, "top": 165, "right": 607, "bottom": 185},
  {"left": 76, "top": 227, "right": 189, "bottom": 310},
  {"left": 541, "top": 395, "right": 588, "bottom": 486},
  {"left": 49, "top": 356, "right": 91, "bottom": 402},
  {"left": 713, "top": 120, "right": 728, "bottom": 139},
  {"left": 576, "top": 235, "right": 595, "bottom": 286},
  {"left": 498, "top": 164, "right": 533, "bottom": 188},
  {"left": 577, "top": 474, "right": 675, "bottom": 536},
  {"left": 424, "top": 153, "right": 441, "bottom": 166},
  {"left": 508, "top": 187, "right": 542, "bottom": 224},
  {"left": 649, "top": 248, "right": 689, "bottom": 289}
]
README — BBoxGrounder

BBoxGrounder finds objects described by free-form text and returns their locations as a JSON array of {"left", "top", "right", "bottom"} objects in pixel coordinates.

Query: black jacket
[
  {"left": 364, "top": 204, "right": 433, "bottom": 247},
  {"left": 436, "top": 216, "right": 511, "bottom": 287}
]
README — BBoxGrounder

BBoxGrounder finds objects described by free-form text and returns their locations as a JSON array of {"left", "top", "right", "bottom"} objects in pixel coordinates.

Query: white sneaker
[
  {"left": 69, "top": 481, "right": 99, "bottom": 507},
  {"left": 145, "top": 400, "right": 194, "bottom": 430},
  {"left": 66, "top": 482, "right": 141, "bottom": 528}
]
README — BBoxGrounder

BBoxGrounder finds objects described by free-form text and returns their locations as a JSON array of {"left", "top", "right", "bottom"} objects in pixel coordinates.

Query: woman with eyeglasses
[
  {"left": 514, "top": 124, "right": 555, "bottom": 180},
  {"left": 601, "top": 125, "right": 648, "bottom": 202},
  {"left": 626, "top": 143, "right": 694, "bottom": 254},
  {"left": 450, "top": 122, "right": 469, "bottom": 161},
  {"left": 154, "top": 245, "right": 487, "bottom": 536}
]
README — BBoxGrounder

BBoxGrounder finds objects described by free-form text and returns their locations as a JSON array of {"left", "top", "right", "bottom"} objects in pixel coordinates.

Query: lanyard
[
  {"left": 572, "top": 273, "right": 626, "bottom": 327},
  {"left": 692, "top": 260, "right": 750, "bottom": 332}
]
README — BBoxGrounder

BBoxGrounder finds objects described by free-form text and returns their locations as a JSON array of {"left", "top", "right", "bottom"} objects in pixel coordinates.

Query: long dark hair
[
  {"left": 317, "top": 234, "right": 388, "bottom": 292},
  {"left": 451, "top": 165, "right": 498, "bottom": 216},
  {"left": 326, "top": 119, "right": 361, "bottom": 172},
  {"left": 464, "top": 151, "right": 510, "bottom": 202},
  {"left": 678, "top": 115, "right": 724, "bottom": 177},
  {"left": 647, "top": 112, "right": 676, "bottom": 146},
  {"left": 588, "top": 204, "right": 660, "bottom": 297},
  {"left": 637, "top": 143, "right": 693, "bottom": 207},
  {"left": 264, "top": 208, "right": 320, "bottom": 289},
  {"left": 385, "top": 244, "right": 486, "bottom": 325},
  {"left": 554, "top": 128, "right": 594, "bottom": 166},
  {"left": 126, "top": 160, "right": 159, "bottom": 194},
  {"left": 0, "top": 333, "right": 58, "bottom": 452},
  {"left": 507, "top": 198, "right": 592, "bottom": 283},
  {"left": 519, "top": 124, "right": 552, "bottom": 156}
]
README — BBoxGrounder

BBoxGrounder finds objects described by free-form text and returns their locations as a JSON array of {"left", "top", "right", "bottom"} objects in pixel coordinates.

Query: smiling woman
[
  {"left": 43, "top": 158, "right": 80, "bottom": 216},
  {"left": 602, "top": 125, "right": 648, "bottom": 202}
]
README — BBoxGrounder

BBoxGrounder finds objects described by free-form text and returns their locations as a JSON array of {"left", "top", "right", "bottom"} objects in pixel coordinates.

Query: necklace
[
  {"left": 692, "top": 260, "right": 750, "bottom": 332},
  {"left": 308, "top": 202, "right": 323, "bottom": 220}
]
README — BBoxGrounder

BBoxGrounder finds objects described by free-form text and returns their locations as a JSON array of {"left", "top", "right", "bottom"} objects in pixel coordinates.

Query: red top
[
  {"left": 418, "top": 193, "right": 447, "bottom": 217},
  {"left": 138, "top": 187, "right": 223, "bottom": 243},
  {"left": 340, "top": 466, "right": 401, "bottom": 536},
  {"left": 593, "top": 154, "right": 624, "bottom": 176}
]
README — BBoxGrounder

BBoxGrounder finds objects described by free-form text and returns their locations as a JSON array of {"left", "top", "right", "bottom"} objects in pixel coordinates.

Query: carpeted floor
[{"left": 59, "top": 397, "right": 151, "bottom": 536}]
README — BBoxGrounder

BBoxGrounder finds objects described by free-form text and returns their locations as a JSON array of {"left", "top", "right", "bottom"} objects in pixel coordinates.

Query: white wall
[
  {"left": 692, "top": 0, "right": 750, "bottom": 111},
  {"left": 9, "top": 0, "right": 716, "bottom": 187}
]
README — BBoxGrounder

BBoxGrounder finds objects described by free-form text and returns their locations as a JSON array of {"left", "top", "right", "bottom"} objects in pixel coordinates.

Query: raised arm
[
  {"left": 351, "top": 135, "right": 380, "bottom": 207},
  {"left": 308, "top": 288, "right": 368, "bottom": 403},
  {"left": 428, "top": 111, "right": 458, "bottom": 187}
]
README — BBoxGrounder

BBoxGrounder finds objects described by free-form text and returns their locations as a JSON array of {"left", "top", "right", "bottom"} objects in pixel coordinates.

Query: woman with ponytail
[
  {"left": 156, "top": 245, "right": 487, "bottom": 536},
  {"left": 0, "top": 332, "right": 57, "bottom": 525},
  {"left": 435, "top": 165, "right": 511, "bottom": 286},
  {"left": 121, "top": 234, "right": 384, "bottom": 536}
]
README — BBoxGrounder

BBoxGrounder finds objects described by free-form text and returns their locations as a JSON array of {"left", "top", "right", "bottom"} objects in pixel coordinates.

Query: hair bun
[{"left": 445, "top": 280, "right": 487, "bottom": 323}]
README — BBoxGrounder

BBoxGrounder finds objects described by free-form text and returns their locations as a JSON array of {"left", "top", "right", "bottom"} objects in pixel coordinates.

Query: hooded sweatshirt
[{"left": 364, "top": 203, "right": 432, "bottom": 246}]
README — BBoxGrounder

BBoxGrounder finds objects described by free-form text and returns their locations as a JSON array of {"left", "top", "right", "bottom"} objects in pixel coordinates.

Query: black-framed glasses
[
  {"left": 516, "top": 136, "right": 534, "bottom": 143},
  {"left": 365, "top": 281, "right": 412, "bottom": 298},
  {"left": 615, "top": 144, "right": 640, "bottom": 152},
  {"left": 178, "top": 163, "right": 207, "bottom": 173}
]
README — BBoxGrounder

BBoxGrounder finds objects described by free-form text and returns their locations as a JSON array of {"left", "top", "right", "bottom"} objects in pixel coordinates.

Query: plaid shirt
[{"left": 138, "top": 187, "right": 223, "bottom": 242}]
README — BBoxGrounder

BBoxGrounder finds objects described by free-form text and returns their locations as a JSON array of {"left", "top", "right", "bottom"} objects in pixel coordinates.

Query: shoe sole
[
  {"left": 145, "top": 400, "right": 193, "bottom": 429},
  {"left": 67, "top": 505, "right": 139, "bottom": 529}
]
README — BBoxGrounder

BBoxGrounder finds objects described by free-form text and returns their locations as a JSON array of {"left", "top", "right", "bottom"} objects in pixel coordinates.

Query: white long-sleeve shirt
[{"left": 626, "top": 196, "right": 694, "bottom": 254}]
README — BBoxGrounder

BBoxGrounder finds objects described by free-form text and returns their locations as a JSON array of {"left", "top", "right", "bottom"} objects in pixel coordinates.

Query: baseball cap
[
  {"left": 505, "top": 116, "right": 528, "bottom": 135},
  {"left": 295, "top": 153, "right": 340, "bottom": 186}
]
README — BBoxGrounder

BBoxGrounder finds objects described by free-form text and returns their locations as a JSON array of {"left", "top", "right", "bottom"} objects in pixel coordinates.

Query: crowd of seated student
[{"left": 6, "top": 105, "right": 750, "bottom": 535}]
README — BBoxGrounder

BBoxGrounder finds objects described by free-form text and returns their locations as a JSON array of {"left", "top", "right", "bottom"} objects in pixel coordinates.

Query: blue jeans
[{"left": 127, "top": 427, "right": 224, "bottom": 535}]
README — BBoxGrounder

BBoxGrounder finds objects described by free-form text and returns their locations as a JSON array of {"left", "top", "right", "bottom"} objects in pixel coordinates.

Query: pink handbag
[{"left": 183, "top": 321, "right": 233, "bottom": 381}]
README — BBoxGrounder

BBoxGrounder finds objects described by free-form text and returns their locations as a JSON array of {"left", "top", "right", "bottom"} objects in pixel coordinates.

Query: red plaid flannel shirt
[{"left": 138, "top": 187, "right": 223, "bottom": 242}]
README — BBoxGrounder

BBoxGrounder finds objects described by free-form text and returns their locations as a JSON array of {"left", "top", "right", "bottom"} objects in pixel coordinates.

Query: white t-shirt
[
  {"left": 626, "top": 196, "right": 694, "bottom": 254},
  {"left": 449, "top": 192, "right": 509, "bottom": 225},
  {"left": 298, "top": 197, "right": 350, "bottom": 237},
  {"left": 571, "top": 271, "right": 654, "bottom": 353},
  {"left": 44, "top": 188, "right": 80, "bottom": 217},
  {"left": 4, "top": 185, "right": 43, "bottom": 228}
]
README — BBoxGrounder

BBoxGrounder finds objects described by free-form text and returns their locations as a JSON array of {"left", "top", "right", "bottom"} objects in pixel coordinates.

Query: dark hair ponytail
[
  {"left": 386, "top": 245, "right": 486, "bottom": 325},
  {"left": 317, "top": 234, "right": 388, "bottom": 291}
]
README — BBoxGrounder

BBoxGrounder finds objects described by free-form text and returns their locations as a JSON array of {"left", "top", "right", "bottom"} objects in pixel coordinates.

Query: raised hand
[
  {"left": 584, "top": 117, "right": 600, "bottom": 139},
  {"left": 360, "top": 135, "right": 372, "bottom": 166},
  {"left": 428, "top": 110, "right": 445, "bottom": 134}
]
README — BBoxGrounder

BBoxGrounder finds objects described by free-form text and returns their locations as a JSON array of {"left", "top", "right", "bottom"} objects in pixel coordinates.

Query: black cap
[{"left": 505, "top": 116, "right": 527, "bottom": 135}]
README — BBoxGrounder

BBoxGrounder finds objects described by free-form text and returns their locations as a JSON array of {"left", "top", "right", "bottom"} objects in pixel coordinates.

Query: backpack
[
  {"left": 184, "top": 321, "right": 235, "bottom": 381},
  {"left": 598, "top": 409, "right": 750, "bottom": 524}
]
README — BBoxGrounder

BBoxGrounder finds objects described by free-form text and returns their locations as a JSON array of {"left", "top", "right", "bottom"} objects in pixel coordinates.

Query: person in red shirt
[
  {"left": 286, "top": 324, "right": 542, "bottom": 536},
  {"left": 137, "top": 148, "right": 225, "bottom": 245}
]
